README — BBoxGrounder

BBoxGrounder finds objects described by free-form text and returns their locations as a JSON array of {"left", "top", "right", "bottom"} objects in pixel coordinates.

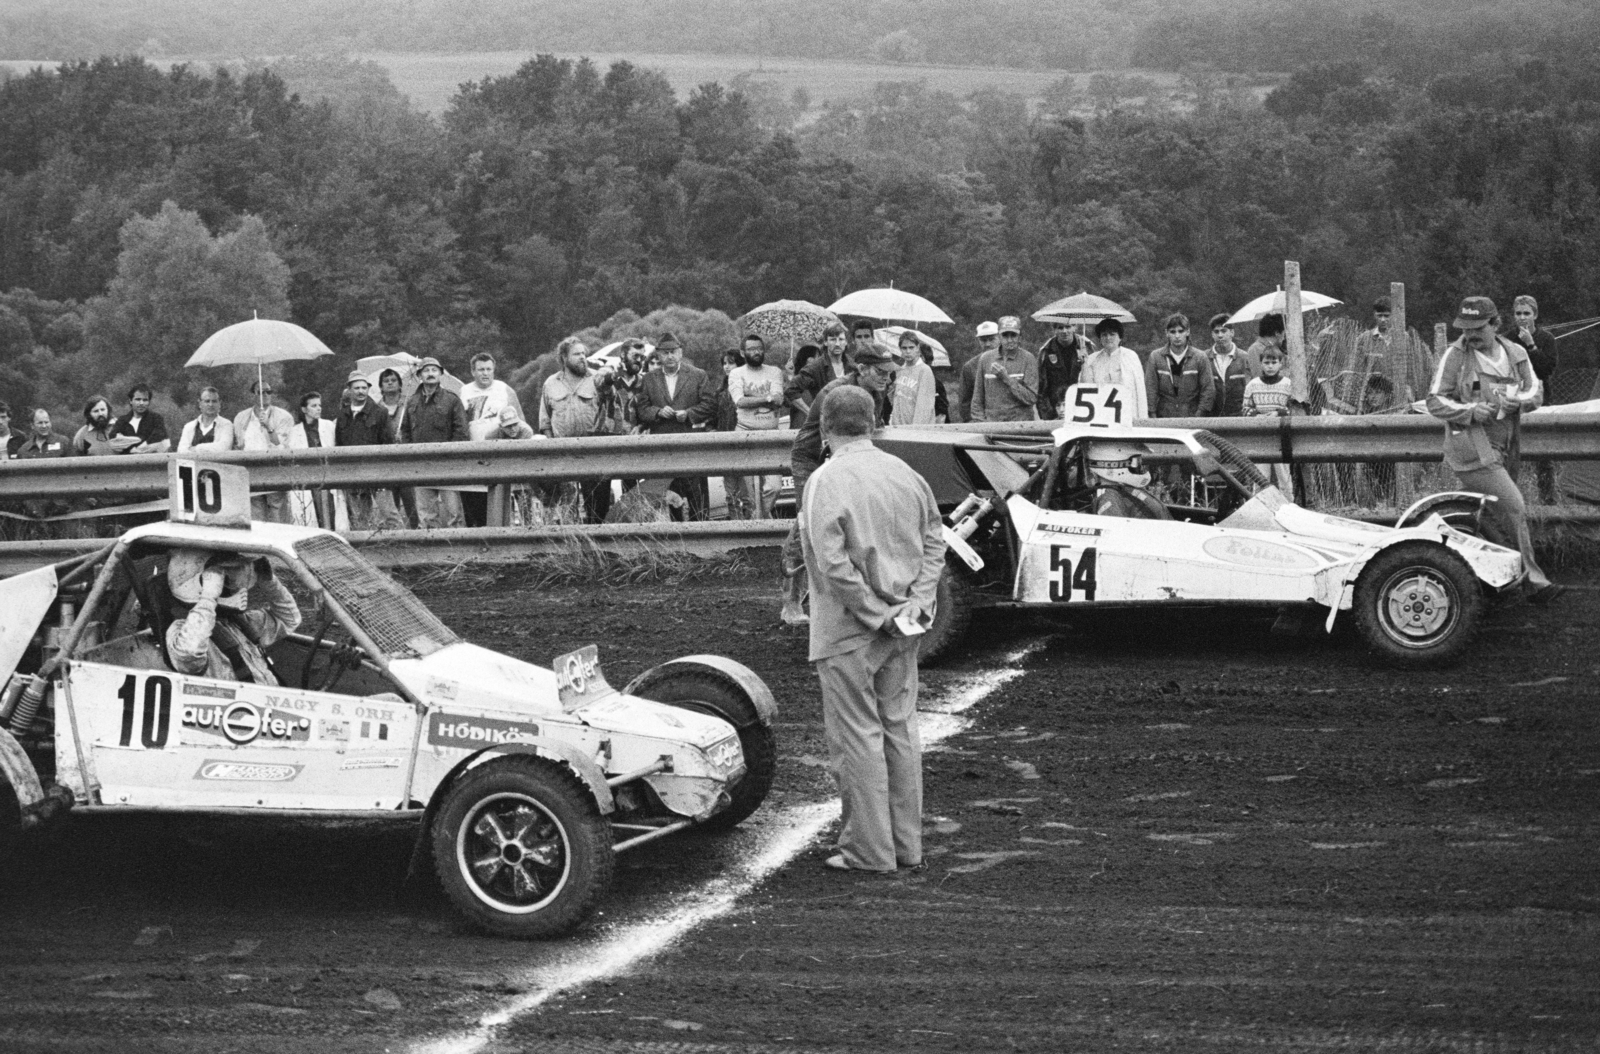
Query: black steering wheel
[{"left": 300, "top": 613, "right": 365, "bottom": 693}]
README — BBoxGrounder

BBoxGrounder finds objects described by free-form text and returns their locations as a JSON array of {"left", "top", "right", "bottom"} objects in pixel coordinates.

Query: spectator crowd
[{"left": 0, "top": 290, "right": 1572, "bottom": 537}]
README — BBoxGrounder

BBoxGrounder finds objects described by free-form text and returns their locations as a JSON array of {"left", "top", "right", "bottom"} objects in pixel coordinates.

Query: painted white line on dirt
[{"left": 411, "top": 637, "right": 1046, "bottom": 1054}]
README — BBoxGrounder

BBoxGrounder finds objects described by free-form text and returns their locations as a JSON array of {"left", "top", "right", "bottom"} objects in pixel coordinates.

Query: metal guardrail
[
  {"left": 0, "top": 522, "right": 794, "bottom": 578},
  {"left": 3, "top": 509, "right": 1595, "bottom": 579},
  {"left": 2, "top": 415, "right": 1598, "bottom": 503}
]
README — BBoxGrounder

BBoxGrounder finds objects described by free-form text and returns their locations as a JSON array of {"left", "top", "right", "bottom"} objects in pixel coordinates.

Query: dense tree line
[
  {"left": 0, "top": 46, "right": 1597, "bottom": 422},
  {"left": 7, "top": 0, "right": 1600, "bottom": 75}
]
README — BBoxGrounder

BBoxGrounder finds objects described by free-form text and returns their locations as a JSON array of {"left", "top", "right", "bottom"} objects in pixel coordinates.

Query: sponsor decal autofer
[{"left": 183, "top": 701, "right": 312, "bottom": 745}]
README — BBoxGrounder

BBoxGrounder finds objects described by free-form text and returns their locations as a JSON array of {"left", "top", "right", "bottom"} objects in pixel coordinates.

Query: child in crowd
[
  {"left": 1243, "top": 346, "right": 1293, "bottom": 416},
  {"left": 1243, "top": 346, "right": 1295, "bottom": 497}
]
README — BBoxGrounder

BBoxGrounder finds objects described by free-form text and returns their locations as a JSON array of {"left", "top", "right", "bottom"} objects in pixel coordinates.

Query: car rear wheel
[
  {"left": 634, "top": 673, "right": 776, "bottom": 832},
  {"left": 1353, "top": 542, "right": 1482, "bottom": 667},
  {"left": 432, "top": 757, "right": 613, "bottom": 939},
  {"left": 918, "top": 564, "right": 974, "bottom": 666}
]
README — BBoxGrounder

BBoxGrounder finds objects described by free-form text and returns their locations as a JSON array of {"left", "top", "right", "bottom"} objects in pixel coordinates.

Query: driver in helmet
[
  {"left": 1086, "top": 441, "right": 1169, "bottom": 520},
  {"left": 165, "top": 549, "right": 302, "bottom": 684}
]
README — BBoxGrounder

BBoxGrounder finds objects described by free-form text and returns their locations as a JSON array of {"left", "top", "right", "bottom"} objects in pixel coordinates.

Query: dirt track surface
[{"left": 2, "top": 557, "right": 1597, "bottom": 1053}]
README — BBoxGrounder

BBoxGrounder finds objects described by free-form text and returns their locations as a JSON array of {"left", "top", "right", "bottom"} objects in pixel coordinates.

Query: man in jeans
[
  {"left": 401, "top": 356, "right": 469, "bottom": 528},
  {"left": 727, "top": 333, "right": 786, "bottom": 519}
]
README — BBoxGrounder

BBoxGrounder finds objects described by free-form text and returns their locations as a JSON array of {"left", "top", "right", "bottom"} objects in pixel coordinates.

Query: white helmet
[
  {"left": 1086, "top": 441, "right": 1150, "bottom": 488},
  {"left": 168, "top": 549, "right": 255, "bottom": 610}
]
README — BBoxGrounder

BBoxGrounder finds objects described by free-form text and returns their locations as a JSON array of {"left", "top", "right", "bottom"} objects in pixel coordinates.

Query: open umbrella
[
  {"left": 1032, "top": 291, "right": 1136, "bottom": 325},
  {"left": 355, "top": 352, "right": 464, "bottom": 398},
  {"left": 739, "top": 300, "right": 840, "bottom": 355},
  {"left": 187, "top": 314, "right": 335, "bottom": 407},
  {"left": 875, "top": 326, "right": 950, "bottom": 368},
  {"left": 828, "top": 288, "right": 953, "bottom": 325},
  {"left": 1226, "top": 288, "right": 1343, "bottom": 325}
]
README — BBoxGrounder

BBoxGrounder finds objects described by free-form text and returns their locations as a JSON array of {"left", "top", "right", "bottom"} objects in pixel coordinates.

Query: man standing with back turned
[{"left": 802, "top": 385, "right": 946, "bottom": 874}]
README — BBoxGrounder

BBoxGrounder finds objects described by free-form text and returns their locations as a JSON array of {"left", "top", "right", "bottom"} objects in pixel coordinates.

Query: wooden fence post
[
  {"left": 1434, "top": 323, "right": 1448, "bottom": 357},
  {"left": 1285, "top": 260, "right": 1307, "bottom": 404},
  {"left": 1389, "top": 282, "right": 1406, "bottom": 338}
]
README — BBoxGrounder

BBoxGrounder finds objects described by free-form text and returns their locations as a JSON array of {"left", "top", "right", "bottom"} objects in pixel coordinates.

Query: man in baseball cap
[
  {"left": 970, "top": 315, "right": 1041, "bottom": 422},
  {"left": 334, "top": 369, "right": 391, "bottom": 528},
  {"left": 400, "top": 355, "right": 468, "bottom": 528},
  {"left": 958, "top": 322, "right": 1001, "bottom": 423},
  {"left": 1427, "top": 295, "right": 1561, "bottom": 603}
]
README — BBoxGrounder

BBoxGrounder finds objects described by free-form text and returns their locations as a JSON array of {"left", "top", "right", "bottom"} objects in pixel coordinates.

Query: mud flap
[
  {"left": 623, "top": 656, "right": 777, "bottom": 727},
  {"left": 942, "top": 525, "right": 984, "bottom": 572}
]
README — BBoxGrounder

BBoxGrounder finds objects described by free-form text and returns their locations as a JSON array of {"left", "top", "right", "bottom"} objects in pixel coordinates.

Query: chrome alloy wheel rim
[
  {"left": 1379, "top": 567, "right": 1457, "bottom": 647},
  {"left": 457, "top": 792, "right": 571, "bottom": 913}
]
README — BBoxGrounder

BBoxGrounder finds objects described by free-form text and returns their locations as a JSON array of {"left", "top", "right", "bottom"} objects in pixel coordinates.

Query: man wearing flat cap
[
  {"left": 401, "top": 356, "right": 469, "bottom": 528},
  {"left": 334, "top": 370, "right": 391, "bottom": 530},
  {"left": 636, "top": 332, "right": 718, "bottom": 519},
  {"left": 1427, "top": 295, "right": 1562, "bottom": 604},
  {"left": 779, "top": 342, "right": 896, "bottom": 625},
  {"left": 970, "top": 315, "right": 1040, "bottom": 422}
]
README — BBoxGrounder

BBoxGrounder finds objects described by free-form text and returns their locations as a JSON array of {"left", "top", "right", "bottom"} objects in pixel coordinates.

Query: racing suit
[{"left": 166, "top": 575, "right": 302, "bottom": 684}]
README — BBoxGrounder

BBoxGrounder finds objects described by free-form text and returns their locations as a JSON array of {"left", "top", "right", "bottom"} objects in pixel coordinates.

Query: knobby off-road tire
[
  {"left": 431, "top": 756, "right": 614, "bottom": 939},
  {"left": 1353, "top": 541, "right": 1482, "bottom": 668},
  {"left": 637, "top": 673, "right": 776, "bottom": 832},
  {"left": 0, "top": 778, "right": 19, "bottom": 864},
  {"left": 918, "top": 564, "right": 974, "bottom": 666}
]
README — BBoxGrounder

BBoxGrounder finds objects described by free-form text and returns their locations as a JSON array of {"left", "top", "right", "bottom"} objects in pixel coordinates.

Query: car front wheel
[
  {"left": 431, "top": 757, "right": 614, "bottom": 939},
  {"left": 635, "top": 673, "right": 776, "bottom": 832},
  {"left": 1353, "top": 542, "right": 1482, "bottom": 667},
  {"left": 918, "top": 563, "right": 974, "bottom": 666}
]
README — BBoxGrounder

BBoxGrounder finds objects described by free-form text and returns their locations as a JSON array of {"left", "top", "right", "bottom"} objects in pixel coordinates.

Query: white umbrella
[
  {"left": 828, "top": 287, "right": 953, "bottom": 324},
  {"left": 187, "top": 314, "right": 335, "bottom": 407},
  {"left": 875, "top": 326, "right": 950, "bottom": 368},
  {"left": 1032, "top": 291, "right": 1136, "bottom": 325},
  {"left": 1227, "top": 288, "right": 1343, "bottom": 325},
  {"left": 356, "top": 352, "right": 463, "bottom": 396}
]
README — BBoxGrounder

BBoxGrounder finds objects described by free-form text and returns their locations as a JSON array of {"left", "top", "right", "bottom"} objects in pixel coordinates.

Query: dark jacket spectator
[
  {"left": 957, "top": 354, "right": 982, "bottom": 423},
  {"left": 335, "top": 398, "right": 391, "bottom": 447},
  {"left": 1208, "top": 349, "right": 1255, "bottom": 417},
  {"left": 111, "top": 409, "right": 169, "bottom": 452},
  {"left": 1145, "top": 346, "right": 1217, "bottom": 417},
  {"left": 636, "top": 362, "right": 718, "bottom": 434},
  {"left": 1037, "top": 330, "right": 1088, "bottom": 417},
  {"left": 785, "top": 346, "right": 853, "bottom": 417},
  {"left": 401, "top": 384, "right": 468, "bottom": 443}
]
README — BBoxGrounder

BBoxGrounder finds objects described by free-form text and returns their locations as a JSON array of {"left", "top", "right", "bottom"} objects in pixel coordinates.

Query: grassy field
[{"left": 355, "top": 49, "right": 1110, "bottom": 114}]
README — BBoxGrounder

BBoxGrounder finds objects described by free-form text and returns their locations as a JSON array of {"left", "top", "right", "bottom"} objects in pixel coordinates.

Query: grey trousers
[
  {"left": 815, "top": 633, "right": 923, "bottom": 871},
  {"left": 1456, "top": 463, "right": 1551, "bottom": 590}
]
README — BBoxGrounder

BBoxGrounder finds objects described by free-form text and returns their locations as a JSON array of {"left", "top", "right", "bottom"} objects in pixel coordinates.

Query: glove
[{"left": 199, "top": 569, "right": 225, "bottom": 600}]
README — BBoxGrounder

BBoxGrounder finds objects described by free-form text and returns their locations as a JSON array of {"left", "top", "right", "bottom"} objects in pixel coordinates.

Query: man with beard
[
  {"left": 779, "top": 344, "right": 896, "bottom": 625},
  {"left": 110, "top": 384, "right": 171, "bottom": 454},
  {"left": 333, "top": 371, "right": 391, "bottom": 529},
  {"left": 72, "top": 396, "right": 135, "bottom": 456},
  {"left": 540, "top": 336, "right": 619, "bottom": 523},
  {"left": 727, "top": 333, "right": 787, "bottom": 519}
]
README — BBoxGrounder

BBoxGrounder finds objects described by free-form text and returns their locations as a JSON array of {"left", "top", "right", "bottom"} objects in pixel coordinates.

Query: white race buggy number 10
[{"left": 1062, "top": 384, "right": 1131, "bottom": 428}]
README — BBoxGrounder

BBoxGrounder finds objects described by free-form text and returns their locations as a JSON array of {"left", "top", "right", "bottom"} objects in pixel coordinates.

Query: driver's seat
[{"left": 127, "top": 553, "right": 178, "bottom": 670}]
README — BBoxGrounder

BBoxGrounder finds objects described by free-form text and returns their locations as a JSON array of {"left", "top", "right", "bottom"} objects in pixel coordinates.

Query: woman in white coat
[
  {"left": 1077, "top": 317, "right": 1149, "bottom": 421},
  {"left": 287, "top": 391, "right": 342, "bottom": 529}
]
